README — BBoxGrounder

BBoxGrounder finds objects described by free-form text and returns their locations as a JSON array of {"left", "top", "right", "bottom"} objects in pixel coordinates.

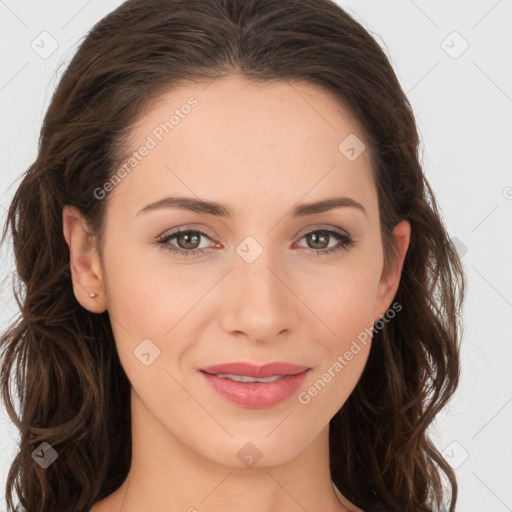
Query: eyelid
[
  {"left": 157, "top": 224, "right": 218, "bottom": 241},
  {"left": 292, "top": 223, "right": 351, "bottom": 239},
  {"left": 157, "top": 223, "right": 351, "bottom": 244},
  {"left": 156, "top": 223, "right": 355, "bottom": 260}
]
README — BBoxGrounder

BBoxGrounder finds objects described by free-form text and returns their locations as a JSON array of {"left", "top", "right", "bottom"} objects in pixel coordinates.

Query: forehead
[
  {"left": 128, "top": 73, "right": 365, "bottom": 156},
  {"left": 108, "top": 74, "right": 377, "bottom": 222}
]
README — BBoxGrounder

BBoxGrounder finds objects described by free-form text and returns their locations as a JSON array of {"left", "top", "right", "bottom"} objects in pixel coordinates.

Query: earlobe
[
  {"left": 62, "top": 205, "right": 107, "bottom": 313},
  {"left": 373, "top": 219, "right": 411, "bottom": 322}
]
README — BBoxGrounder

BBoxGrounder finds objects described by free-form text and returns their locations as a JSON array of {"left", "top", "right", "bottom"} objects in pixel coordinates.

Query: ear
[
  {"left": 62, "top": 205, "right": 107, "bottom": 313},
  {"left": 373, "top": 219, "right": 410, "bottom": 322}
]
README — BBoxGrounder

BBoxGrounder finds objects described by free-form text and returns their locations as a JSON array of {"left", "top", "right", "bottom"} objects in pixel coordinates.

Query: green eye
[{"left": 156, "top": 228, "right": 354, "bottom": 257}]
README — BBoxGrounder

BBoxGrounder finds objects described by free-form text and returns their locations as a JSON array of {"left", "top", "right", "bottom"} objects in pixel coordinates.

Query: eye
[
  {"left": 294, "top": 228, "right": 354, "bottom": 256},
  {"left": 156, "top": 228, "right": 216, "bottom": 257},
  {"left": 156, "top": 227, "right": 355, "bottom": 257}
]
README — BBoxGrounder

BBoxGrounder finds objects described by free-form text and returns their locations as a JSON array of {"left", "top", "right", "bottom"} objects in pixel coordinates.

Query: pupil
[
  {"left": 309, "top": 232, "right": 327, "bottom": 249},
  {"left": 179, "top": 232, "right": 199, "bottom": 249}
]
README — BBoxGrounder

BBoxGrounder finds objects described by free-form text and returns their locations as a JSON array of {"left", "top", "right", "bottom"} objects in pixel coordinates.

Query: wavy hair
[{"left": 0, "top": 1, "right": 466, "bottom": 511}]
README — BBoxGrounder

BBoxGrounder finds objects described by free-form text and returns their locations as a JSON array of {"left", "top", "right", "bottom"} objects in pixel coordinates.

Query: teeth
[{"left": 214, "top": 373, "right": 285, "bottom": 383}]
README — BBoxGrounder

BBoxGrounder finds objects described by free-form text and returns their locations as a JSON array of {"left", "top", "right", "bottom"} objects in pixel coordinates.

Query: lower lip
[{"left": 200, "top": 370, "right": 310, "bottom": 409}]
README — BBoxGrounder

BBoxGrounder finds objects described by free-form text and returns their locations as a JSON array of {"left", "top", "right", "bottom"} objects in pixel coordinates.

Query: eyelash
[{"left": 156, "top": 227, "right": 355, "bottom": 257}]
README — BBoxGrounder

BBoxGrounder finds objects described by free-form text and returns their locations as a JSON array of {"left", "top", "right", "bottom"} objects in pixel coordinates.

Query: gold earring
[{"left": 89, "top": 292, "right": 98, "bottom": 298}]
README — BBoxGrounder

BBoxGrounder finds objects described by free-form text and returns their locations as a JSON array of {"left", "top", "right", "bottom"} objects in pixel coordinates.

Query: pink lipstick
[{"left": 199, "top": 361, "right": 311, "bottom": 409}]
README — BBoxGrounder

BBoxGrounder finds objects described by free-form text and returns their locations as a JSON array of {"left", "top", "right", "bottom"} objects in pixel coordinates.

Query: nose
[{"left": 219, "top": 248, "right": 300, "bottom": 343}]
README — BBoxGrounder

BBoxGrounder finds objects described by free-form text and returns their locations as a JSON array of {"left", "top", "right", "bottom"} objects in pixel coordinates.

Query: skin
[{"left": 63, "top": 74, "right": 410, "bottom": 512}]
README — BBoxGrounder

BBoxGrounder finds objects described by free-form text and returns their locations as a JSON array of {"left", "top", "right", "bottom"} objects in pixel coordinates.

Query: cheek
[
  {"left": 102, "top": 234, "right": 186, "bottom": 321},
  {"left": 294, "top": 253, "right": 380, "bottom": 399},
  {"left": 298, "top": 273, "right": 377, "bottom": 416},
  {"left": 100, "top": 240, "right": 178, "bottom": 370},
  {"left": 297, "top": 317, "right": 372, "bottom": 426},
  {"left": 299, "top": 259, "right": 381, "bottom": 336},
  {"left": 318, "top": 282, "right": 375, "bottom": 378}
]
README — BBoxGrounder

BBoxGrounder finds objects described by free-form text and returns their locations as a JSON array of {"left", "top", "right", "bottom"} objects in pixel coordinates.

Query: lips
[{"left": 198, "top": 361, "right": 311, "bottom": 408}]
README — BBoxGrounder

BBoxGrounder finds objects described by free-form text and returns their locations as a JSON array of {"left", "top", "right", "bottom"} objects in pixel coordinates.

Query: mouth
[{"left": 199, "top": 365, "right": 311, "bottom": 409}]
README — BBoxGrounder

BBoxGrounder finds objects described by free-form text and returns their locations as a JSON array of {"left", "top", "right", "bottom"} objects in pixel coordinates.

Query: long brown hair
[{"left": 0, "top": 1, "right": 466, "bottom": 511}]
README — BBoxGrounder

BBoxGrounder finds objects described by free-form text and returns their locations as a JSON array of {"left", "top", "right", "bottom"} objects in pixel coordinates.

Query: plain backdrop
[{"left": 1, "top": 1, "right": 511, "bottom": 511}]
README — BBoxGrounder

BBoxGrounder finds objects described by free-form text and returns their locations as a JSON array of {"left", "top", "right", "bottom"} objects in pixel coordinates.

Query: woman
[{"left": 0, "top": 1, "right": 466, "bottom": 511}]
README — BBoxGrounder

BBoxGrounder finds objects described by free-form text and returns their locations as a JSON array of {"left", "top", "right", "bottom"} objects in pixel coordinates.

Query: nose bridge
[
  {"left": 221, "top": 241, "right": 297, "bottom": 339},
  {"left": 240, "top": 249, "right": 280, "bottom": 298}
]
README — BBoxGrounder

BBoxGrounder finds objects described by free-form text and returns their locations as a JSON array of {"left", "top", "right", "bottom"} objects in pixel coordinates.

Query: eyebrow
[{"left": 136, "top": 195, "right": 367, "bottom": 218}]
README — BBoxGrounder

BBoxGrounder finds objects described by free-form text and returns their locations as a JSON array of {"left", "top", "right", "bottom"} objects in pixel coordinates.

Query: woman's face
[{"left": 65, "top": 74, "right": 409, "bottom": 468}]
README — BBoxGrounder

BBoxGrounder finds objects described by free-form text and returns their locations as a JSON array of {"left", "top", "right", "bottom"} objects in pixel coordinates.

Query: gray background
[{"left": 1, "top": 1, "right": 511, "bottom": 511}]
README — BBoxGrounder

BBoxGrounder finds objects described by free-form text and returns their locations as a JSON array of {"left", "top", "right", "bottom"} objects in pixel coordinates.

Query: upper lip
[{"left": 200, "top": 361, "right": 311, "bottom": 378}]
